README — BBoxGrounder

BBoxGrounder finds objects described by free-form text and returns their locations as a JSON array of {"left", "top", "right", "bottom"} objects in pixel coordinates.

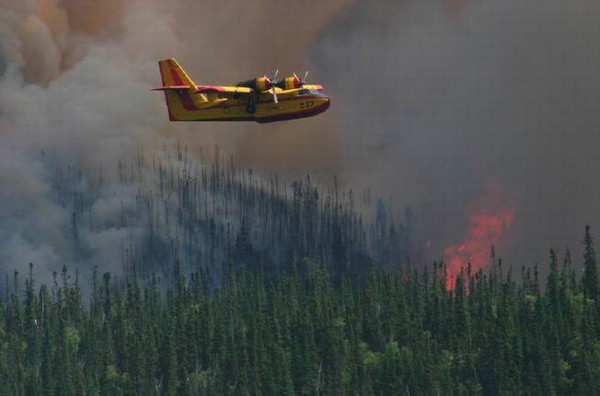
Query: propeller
[
  {"left": 270, "top": 70, "right": 310, "bottom": 92},
  {"left": 293, "top": 71, "right": 309, "bottom": 86},
  {"left": 270, "top": 69, "right": 279, "bottom": 103},
  {"left": 301, "top": 71, "right": 309, "bottom": 84}
]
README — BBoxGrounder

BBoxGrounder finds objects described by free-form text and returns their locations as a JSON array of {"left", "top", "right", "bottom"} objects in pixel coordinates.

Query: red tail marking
[
  {"left": 169, "top": 63, "right": 185, "bottom": 86},
  {"left": 179, "top": 90, "right": 200, "bottom": 111}
]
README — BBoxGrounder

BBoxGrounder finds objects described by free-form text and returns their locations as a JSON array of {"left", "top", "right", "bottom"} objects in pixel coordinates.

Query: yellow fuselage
[{"left": 164, "top": 88, "right": 330, "bottom": 123}]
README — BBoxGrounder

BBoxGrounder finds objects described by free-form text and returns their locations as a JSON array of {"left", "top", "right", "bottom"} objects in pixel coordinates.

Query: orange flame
[{"left": 445, "top": 184, "right": 515, "bottom": 290}]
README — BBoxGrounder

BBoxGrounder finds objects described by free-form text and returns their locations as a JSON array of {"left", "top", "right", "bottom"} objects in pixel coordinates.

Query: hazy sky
[
  {"left": 313, "top": 0, "right": 600, "bottom": 268},
  {"left": 1, "top": 0, "right": 599, "bottom": 280}
]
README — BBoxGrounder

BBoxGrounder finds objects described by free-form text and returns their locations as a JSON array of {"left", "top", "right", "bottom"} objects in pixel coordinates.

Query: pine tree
[{"left": 583, "top": 225, "right": 598, "bottom": 302}]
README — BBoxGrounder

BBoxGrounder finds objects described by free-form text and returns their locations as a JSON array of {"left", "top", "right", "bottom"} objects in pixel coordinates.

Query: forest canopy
[{"left": 0, "top": 240, "right": 598, "bottom": 395}]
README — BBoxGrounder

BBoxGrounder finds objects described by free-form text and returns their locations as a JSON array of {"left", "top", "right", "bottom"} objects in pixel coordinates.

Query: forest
[
  {"left": 1, "top": 243, "right": 598, "bottom": 395},
  {"left": 42, "top": 145, "right": 414, "bottom": 283},
  {"left": 0, "top": 148, "right": 598, "bottom": 395}
]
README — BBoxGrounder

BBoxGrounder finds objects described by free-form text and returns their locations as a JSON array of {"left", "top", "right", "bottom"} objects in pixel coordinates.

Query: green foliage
[{"left": 1, "top": 240, "right": 599, "bottom": 394}]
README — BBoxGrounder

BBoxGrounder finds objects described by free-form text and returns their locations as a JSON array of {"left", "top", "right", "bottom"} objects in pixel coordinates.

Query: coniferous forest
[{"left": 1, "top": 149, "right": 599, "bottom": 395}]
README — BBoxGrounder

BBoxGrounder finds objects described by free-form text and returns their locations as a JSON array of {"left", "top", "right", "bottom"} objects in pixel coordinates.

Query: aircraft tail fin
[
  {"left": 157, "top": 58, "right": 198, "bottom": 89},
  {"left": 155, "top": 59, "right": 202, "bottom": 121}
]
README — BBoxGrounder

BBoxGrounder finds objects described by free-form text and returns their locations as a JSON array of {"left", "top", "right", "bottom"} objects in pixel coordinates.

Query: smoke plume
[
  {"left": 2, "top": 0, "right": 599, "bottom": 283},
  {"left": 0, "top": 0, "right": 354, "bottom": 283},
  {"left": 312, "top": 0, "right": 600, "bottom": 269},
  {"left": 0, "top": 0, "right": 177, "bottom": 282}
]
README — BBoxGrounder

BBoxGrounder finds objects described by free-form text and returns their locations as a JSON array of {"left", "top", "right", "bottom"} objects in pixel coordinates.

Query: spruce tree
[{"left": 583, "top": 225, "right": 598, "bottom": 302}]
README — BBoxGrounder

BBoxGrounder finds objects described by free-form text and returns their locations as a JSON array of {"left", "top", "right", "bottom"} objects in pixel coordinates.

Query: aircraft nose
[{"left": 313, "top": 97, "right": 330, "bottom": 115}]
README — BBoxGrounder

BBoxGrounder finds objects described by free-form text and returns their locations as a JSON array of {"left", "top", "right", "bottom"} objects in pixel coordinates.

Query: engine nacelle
[
  {"left": 274, "top": 76, "right": 302, "bottom": 90},
  {"left": 237, "top": 76, "right": 273, "bottom": 92}
]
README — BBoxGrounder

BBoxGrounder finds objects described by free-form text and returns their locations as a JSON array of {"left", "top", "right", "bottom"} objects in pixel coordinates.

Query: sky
[{"left": 312, "top": 0, "right": 600, "bottom": 269}]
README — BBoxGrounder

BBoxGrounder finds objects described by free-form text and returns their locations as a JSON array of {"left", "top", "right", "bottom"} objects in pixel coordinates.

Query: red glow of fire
[{"left": 445, "top": 186, "right": 515, "bottom": 290}]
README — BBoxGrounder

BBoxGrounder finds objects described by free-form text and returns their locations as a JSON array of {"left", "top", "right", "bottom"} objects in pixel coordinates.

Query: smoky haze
[
  {"left": 312, "top": 0, "right": 600, "bottom": 267},
  {"left": 164, "top": 0, "right": 356, "bottom": 176},
  {"left": 0, "top": 0, "right": 355, "bottom": 282},
  {"left": 1, "top": 0, "right": 599, "bottom": 282},
  {"left": 0, "top": 0, "right": 178, "bottom": 282}
]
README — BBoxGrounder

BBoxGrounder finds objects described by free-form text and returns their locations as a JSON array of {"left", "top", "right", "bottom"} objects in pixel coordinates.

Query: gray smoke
[
  {"left": 0, "top": 0, "right": 355, "bottom": 284},
  {"left": 312, "top": 0, "right": 600, "bottom": 267},
  {"left": 0, "top": 0, "right": 177, "bottom": 283},
  {"left": 0, "top": 47, "right": 6, "bottom": 78},
  {"left": 3, "top": 0, "right": 597, "bottom": 284}
]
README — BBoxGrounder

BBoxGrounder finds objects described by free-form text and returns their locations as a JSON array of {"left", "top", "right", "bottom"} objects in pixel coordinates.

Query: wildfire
[{"left": 445, "top": 184, "right": 515, "bottom": 290}]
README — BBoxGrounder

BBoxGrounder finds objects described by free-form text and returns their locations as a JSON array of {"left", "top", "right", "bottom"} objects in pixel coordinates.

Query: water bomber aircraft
[{"left": 153, "top": 59, "right": 330, "bottom": 123}]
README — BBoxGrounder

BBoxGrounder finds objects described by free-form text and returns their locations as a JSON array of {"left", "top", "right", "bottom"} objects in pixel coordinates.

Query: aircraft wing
[{"left": 194, "top": 85, "right": 253, "bottom": 94}]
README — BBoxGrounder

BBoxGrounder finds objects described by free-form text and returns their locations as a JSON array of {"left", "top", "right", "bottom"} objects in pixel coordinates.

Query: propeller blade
[
  {"left": 302, "top": 71, "right": 309, "bottom": 83},
  {"left": 272, "top": 69, "right": 279, "bottom": 103}
]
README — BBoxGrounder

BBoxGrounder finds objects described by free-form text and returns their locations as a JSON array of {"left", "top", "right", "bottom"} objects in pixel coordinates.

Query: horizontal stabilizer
[{"left": 152, "top": 85, "right": 191, "bottom": 91}]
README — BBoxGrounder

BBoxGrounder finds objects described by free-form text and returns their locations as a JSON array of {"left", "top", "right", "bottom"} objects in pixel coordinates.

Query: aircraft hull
[
  {"left": 164, "top": 91, "right": 330, "bottom": 123},
  {"left": 256, "top": 99, "right": 330, "bottom": 123}
]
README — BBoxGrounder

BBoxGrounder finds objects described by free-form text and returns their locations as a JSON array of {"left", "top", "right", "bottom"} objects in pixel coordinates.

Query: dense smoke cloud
[
  {"left": 0, "top": 0, "right": 354, "bottom": 282},
  {"left": 0, "top": 0, "right": 176, "bottom": 282},
  {"left": 2, "top": 0, "right": 598, "bottom": 283},
  {"left": 312, "top": 0, "right": 600, "bottom": 267}
]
